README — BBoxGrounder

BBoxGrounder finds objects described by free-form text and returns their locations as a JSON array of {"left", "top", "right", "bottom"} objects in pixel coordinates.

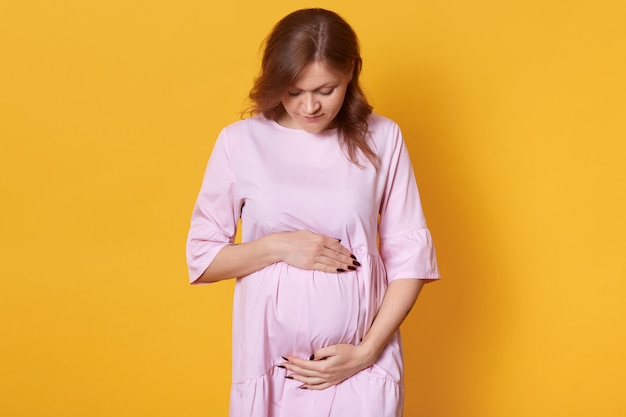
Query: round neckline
[{"left": 264, "top": 115, "right": 338, "bottom": 137}]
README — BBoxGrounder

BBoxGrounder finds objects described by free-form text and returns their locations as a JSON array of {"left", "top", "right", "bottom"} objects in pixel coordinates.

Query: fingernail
[
  {"left": 277, "top": 365, "right": 286, "bottom": 369},
  {"left": 335, "top": 238, "right": 342, "bottom": 242},
  {"left": 285, "top": 375, "right": 294, "bottom": 379},
  {"left": 351, "top": 254, "right": 356, "bottom": 260},
  {"left": 353, "top": 261, "right": 361, "bottom": 267},
  {"left": 282, "top": 356, "right": 289, "bottom": 361},
  {"left": 348, "top": 266, "right": 357, "bottom": 271},
  {"left": 337, "top": 268, "right": 346, "bottom": 273},
  {"left": 298, "top": 385, "right": 308, "bottom": 389},
  {"left": 309, "top": 354, "right": 315, "bottom": 360}
]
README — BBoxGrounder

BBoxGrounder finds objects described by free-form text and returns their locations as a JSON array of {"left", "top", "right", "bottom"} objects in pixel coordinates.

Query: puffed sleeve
[
  {"left": 186, "top": 127, "right": 242, "bottom": 284},
  {"left": 378, "top": 123, "right": 440, "bottom": 282}
]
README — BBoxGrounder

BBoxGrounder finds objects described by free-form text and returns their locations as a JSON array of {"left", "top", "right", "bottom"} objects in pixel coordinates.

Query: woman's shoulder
[
  {"left": 216, "top": 115, "right": 278, "bottom": 148},
  {"left": 368, "top": 112, "right": 398, "bottom": 128},
  {"left": 367, "top": 113, "right": 404, "bottom": 148},
  {"left": 222, "top": 114, "right": 272, "bottom": 134}
]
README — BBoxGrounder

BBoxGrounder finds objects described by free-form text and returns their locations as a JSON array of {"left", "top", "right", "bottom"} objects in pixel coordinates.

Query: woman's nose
[{"left": 301, "top": 94, "right": 320, "bottom": 114}]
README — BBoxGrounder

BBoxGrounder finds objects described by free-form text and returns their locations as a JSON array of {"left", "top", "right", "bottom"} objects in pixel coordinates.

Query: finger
[
  {"left": 315, "top": 250, "right": 361, "bottom": 271},
  {"left": 308, "top": 259, "right": 357, "bottom": 274},
  {"left": 326, "top": 250, "right": 361, "bottom": 271},
  {"left": 324, "top": 240, "right": 356, "bottom": 260},
  {"left": 310, "top": 262, "right": 354, "bottom": 274},
  {"left": 320, "top": 250, "right": 357, "bottom": 267},
  {"left": 299, "top": 382, "right": 333, "bottom": 391},
  {"left": 286, "top": 374, "right": 327, "bottom": 386},
  {"left": 281, "top": 359, "right": 324, "bottom": 376},
  {"left": 311, "top": 346, "right": 335, "bottom": 361},
  {"left": 281, "top": 355, "right": 316, "bottom": 369},
  {"left": 299, "top": 378, "right": 341, "bottom": 390},
  {"left": 301, "top": 233, "right": 360, "bottom": 271},
  {"left": 281, "top": 355, "right": 336, "bottom": 380}
]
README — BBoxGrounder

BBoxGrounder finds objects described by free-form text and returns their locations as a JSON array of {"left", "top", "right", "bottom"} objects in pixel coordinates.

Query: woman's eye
[
  {"left": 287, "top": 91, "right": 301, "bottom": 97},
  {"left": 318, "top": 88, "right": 334, "bottom": 96}
]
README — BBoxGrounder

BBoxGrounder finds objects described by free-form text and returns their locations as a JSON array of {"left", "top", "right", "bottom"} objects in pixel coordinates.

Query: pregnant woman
[{"left": 186, "top": 8, "right": 440, "bottom": 417}]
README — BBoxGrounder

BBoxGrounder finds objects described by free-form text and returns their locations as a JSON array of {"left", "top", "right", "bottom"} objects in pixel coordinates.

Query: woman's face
[{"left": 278, "top": 61, "right": 351, "bottom": 133}]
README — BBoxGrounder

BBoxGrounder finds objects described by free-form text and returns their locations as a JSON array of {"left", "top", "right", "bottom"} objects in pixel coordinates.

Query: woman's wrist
[
  {"left": 261, "top": 233, "right": 285, "bottom": 264},
  {"left": 357, "top": 338, "right": 384, "bottom": 366}
]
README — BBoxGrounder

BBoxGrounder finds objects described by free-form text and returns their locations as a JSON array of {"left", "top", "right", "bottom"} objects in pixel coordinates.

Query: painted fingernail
[
  {"left": 285, "top": 375, "right": 294, "bottom": 379},
  {"left": 353, "top": 261, "right": 361, "bottom": 267},
  {"left": 282, "top": 356, "right": 289, "bottom": 361},
  {"left": 335, "top": 238, "right": 342, "bottom": 242},
  {"left": 277, "top": 365, "right": 286, "bottom": 369},
  {"left": 337, "top": 268, "right": 346, "bottom": 273},
  {"left": 298, "top": 385, "right": 308, "bottom": 389},
  {"left": 309, "top": 354, "right": 315, "bottom": 360},
  {"left": 351, "top": 254, "right": 356, "bottom": 260},
  {"left": 348, "top": 266, "right": 357, "bottom": 271}
]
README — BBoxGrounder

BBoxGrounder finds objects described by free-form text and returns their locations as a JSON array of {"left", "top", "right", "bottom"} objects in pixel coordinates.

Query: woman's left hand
[
  {"left": 280, "top": 343, "right": 378, "bottom": 390},
  {"left": 280, "top": 280, "right": 425, "bottom": 390}
]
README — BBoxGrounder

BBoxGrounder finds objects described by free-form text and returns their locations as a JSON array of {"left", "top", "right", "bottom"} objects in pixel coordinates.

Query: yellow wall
[{"left": 1, "top": 1, "right": 624, "bottom": 416}]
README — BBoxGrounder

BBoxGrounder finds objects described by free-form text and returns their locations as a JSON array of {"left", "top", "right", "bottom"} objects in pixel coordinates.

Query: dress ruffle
[{"left": 230, "top": 361, "right": 403, "bottom": 417}]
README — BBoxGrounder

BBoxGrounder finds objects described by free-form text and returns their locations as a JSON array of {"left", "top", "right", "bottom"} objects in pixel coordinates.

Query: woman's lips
[{"left": 302, "top": 114, "right": 322, "bottom": 122}]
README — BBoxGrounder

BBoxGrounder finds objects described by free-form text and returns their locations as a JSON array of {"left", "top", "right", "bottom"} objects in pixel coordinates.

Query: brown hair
[{"left": 248, "top": 8, "right": 379, "bottom": 168}]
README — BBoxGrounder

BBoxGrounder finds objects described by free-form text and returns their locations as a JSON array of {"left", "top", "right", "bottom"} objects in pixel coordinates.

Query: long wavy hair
[{"left": 248, "top": 8, "right": 379, "bottom": 168}]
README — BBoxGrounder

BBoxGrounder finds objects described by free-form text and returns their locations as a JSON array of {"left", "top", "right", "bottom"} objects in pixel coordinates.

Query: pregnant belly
[{"left": 235, "top": 263, "right": 366, "bottom": 357}]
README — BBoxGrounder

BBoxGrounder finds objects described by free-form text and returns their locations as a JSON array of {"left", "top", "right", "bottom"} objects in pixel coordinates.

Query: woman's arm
[
  {"left": 358, "top": 278, "right": 425, "bottom": 359},
  {"left": 280, "top": 278, "right": 425, "bottom": 390},
  {"left": 195, "top": 231, "right": 359, "bottom": 283}
]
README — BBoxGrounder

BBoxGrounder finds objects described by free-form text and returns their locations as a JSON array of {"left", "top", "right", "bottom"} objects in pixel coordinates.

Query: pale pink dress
[{"left": 187, "top": 114, "right": 439, "bottom": 417}]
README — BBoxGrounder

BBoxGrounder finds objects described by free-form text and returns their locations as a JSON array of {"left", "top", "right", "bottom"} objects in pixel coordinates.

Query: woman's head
[
  {"left": 250, "top": 9, "right": 361, "bottom": 118},
  {"left": 249, "top": 8, "right": 378, "bottom": 167}
]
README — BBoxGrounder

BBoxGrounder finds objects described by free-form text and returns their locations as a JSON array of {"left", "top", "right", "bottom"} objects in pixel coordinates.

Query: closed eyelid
[{"left": 287, "top": 85, "right": 336, "bottom": 95}]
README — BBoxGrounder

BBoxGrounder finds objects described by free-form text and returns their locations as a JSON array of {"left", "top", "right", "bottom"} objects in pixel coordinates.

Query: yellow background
[{"left": 1, "top": 0, "right": 625, "bottom": 416}]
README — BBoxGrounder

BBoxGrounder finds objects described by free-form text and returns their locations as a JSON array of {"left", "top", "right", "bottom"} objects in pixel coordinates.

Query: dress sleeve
[
  {"left": 186, "top": 127, "right": 242, "bottom": 284},
  {"left": 378, "top": 123, "right": 440, "bottom": 283}
]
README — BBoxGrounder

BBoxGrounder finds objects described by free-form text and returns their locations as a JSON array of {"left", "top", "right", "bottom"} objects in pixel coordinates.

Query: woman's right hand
[
  {"left": 196, "top": 230, "right": 360, "bottom": 283},
  {"left": 270, "top": 231, "right": 360, "bottom": 273}
]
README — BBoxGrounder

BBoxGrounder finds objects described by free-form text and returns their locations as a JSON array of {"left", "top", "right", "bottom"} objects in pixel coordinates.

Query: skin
[
  {"left": 197, "top": 60, "right": 429, "bottom": 390},
  {"left": 277, "top": 60, "right": 351, "bottom": 133}
]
